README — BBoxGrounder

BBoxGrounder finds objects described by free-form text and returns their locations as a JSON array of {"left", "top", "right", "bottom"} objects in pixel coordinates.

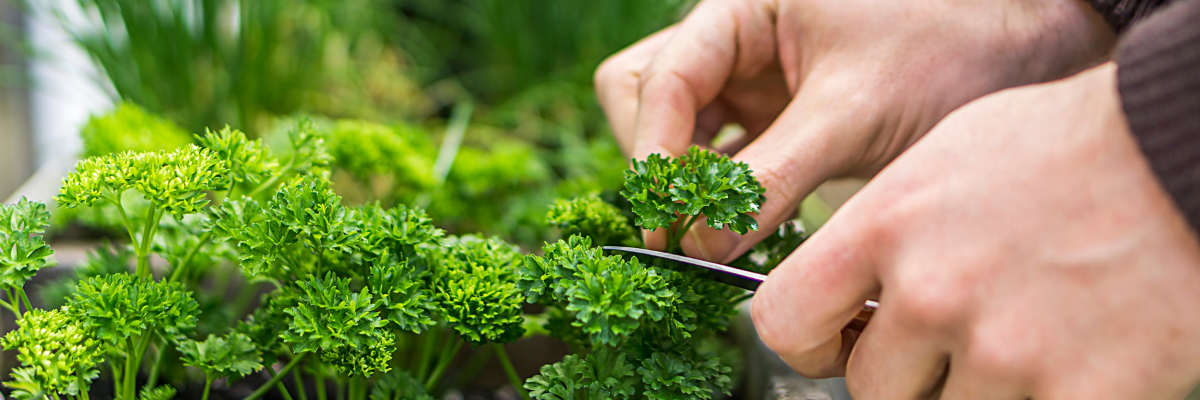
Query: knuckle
[{"left": 889, "top": 276, "right": 968, "bottom": 330}]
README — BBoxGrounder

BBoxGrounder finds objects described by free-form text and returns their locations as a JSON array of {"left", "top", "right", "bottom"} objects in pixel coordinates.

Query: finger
[
  {"left": 684, "top": 70, "right": 888, "bottom": 263},
  {"left": 751, "top": 204, "right": 884, "bottom": 377},
  {"left": 595, "top": 26, "right": 678, "bottom": 155},
  {"left": 843, "top": 305, "right": 950, "bottom": 399},
  {"left": 631, "top": 0, "right": 777, "bottom": 161}
]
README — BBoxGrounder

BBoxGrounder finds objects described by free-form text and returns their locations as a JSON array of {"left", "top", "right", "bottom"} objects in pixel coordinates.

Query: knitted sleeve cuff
[
  {"left": 1086, "top": 0, "right": 1173, "bottom": 32},
  {"left": 1116, "top": 0, "right": 1200, "bottom": 230}
]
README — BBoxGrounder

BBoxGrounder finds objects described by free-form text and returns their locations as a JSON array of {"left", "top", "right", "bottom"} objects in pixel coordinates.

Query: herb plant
[{"left": 3, "top": 117, "right": 787, "bottom": 400}]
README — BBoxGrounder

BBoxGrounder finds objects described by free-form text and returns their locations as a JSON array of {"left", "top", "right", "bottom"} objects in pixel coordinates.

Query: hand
[
  {"left": 752, "top": 63, "right": 1200, "bottom": 398},
  {"left": 595, "top": 0, "right": 1114, "bottom": 261}
]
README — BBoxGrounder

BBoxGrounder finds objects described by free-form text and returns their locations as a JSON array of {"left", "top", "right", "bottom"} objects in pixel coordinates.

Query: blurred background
[{"left": 0, "top": 0, "right": 707, "bottom": 244}]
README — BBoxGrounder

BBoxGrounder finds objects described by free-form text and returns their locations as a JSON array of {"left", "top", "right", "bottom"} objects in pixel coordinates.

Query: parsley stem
[
  {"left": 314, "top": 372, "right": 327, "bottom": 400},
  {"left": 106, "top": 193, "right": 140, "bottom": 252},
  {"left": 168, "top": 231, "right": 213, "bottom": 283},
  {"left": 0, "top": 299, "right": 16, "bottom": 316},
  {"left": 123, "top": 332, "right": 156, "bottom": 400},
  {"left": 17, "top": 288, "right": 32, "bottom": 315},
  {"left": 266, "top": 367, "right": 296, "bottom": 400},
  {"left": 136, "top": 202, "right": 162, "bottom": 279},
  {"left": 415, "top": 332, "right": 437, "bottom": 380},
  {"left": 492, "top": 344, "right": 529, "bottom": 400},
  {"left": 201, "top": 376, "right": 214, "bottom": 400},
  {"left": 244, "top": 353, "right": 308, "bottom": 400},
  {"left": 293, "top": 367, "right": 309, "bottom": 400},
  {"left": 425, "top": 335, "right": 463, "bottom": 392}
]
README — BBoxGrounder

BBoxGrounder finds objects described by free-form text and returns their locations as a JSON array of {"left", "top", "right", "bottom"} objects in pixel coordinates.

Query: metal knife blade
[
  {"left": 601, "top": 246, "right": 878, "bottom": 331},
  {"left": 601, "top": 246, "right": 766, "bottom": 291}
]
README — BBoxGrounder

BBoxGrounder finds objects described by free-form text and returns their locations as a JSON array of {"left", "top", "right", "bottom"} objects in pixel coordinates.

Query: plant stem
[
  {"left": 146, "top": 334, "right": 168, "bottom": 390},
  {"left": 168, "top": 231, "right": 213, "bottom": 283},
  {"left": 424, "top": 336, "right": 463, "bottom": 392},
  {"left": 415, "top": 332, "right": 437, "bottom": 380},
  {"left": 314, "top": 372, "right": 327, "bottom": 400},
  {"left": 265, "top": 366, "right": 295, "bottom": 400},
  {"left": 293, "top": 368, "right": 309, "bottom": 400},
  {"left": 106, "top": 193, "right": 139, "bottom": 247},
  {"left": 17, "top": 288, "right": 33, "bottom": 315},
  {"left": 111, "top": 361, "right": 123, "bottom": 399},
  {"left": 668, "top": 214, "right": 698, "bottom": 253},
  {"left": 122, "top": 332, "right": 156, "bottom": 400},
  {"left": 135, "top": 203, "right": 161, "bottom": 279},
  {"left": 416, "top": 98, "right": 473, "bottom": 209},
  {"left": 247, "top": 158, "right": 294, "bottom": 198},
  {"left": 201, "top": 375, "right": 214, "bottom": 400},
  {"left": 122, "top": 338, "right": 137, "bottom": 400},
  {"left": 493, "top": 344, "right": 529, "bottom": 400},
  {"left": 244, "top": 354, "right": 308, "bottom": 400}
]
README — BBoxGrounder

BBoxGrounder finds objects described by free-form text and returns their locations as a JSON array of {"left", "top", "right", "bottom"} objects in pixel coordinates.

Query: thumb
[
  {"left": 681, "top": 70, "right": 890, "bottom": 262},
  {"left": 751, "top": 202, "right": 883, "bottom": 377}
]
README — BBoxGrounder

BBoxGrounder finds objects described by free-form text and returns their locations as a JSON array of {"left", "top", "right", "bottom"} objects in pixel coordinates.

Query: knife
[{"left": 602, "top": 246, "right": 877, "bottom": 331}]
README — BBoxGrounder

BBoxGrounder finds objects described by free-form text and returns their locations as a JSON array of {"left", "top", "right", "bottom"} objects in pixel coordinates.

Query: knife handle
[{"left": 845, "top": 300, "right": 879, "bottom": 332}]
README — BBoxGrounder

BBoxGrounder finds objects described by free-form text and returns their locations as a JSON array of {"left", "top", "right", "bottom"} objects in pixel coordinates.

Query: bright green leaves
[
  {"left": 637, "top": 350, "right": 731, "bottom": 400},
  {"left": 368, "top": 259, "right": 437, "bottom": 333},
  {"left": 433, "top": 236, "right": 526, "bottom": 345},
  {"left": 621, "top": 146, "right": 765, "bottom": 235},
  {"left": 65, "top": 274, "right": 199, "bottom": 344},
  {"left": 81, "top": 102, "right": 192, "bottom": 158},
  {"left": 546, "top": 194, "right": 637, "bottom": 247},
  {"left": 526, "top": 354, "right": 586, "bottom": 400},
  {"left": 621, "top": 154, "right": 677, "bottom": 232},
  {"left": 0, "top": 308, "right": 102, "bottom": 400},
  {"left": 196, "top": 126, "right": 278, "bottom": 188},
  {"left": 282, "top": 274, "right": 394, "bottom": 377},
  {"left": 525, "top": 349, "right": 638, "bottom": 400},
  {"left": 520, "top": 236, "right": 673, "bottom": 347},
  {"left": 177, "top": 332, "right": 263, "bottom": 380},
  {"left": 277, "top": 119, "right": 333, "bottom": 179},
  {"left": 0, "top": 198, "right": 55, "bottom": 290},
  {"left": 57, "top": 145, "right": 229, "bottom": 218}
]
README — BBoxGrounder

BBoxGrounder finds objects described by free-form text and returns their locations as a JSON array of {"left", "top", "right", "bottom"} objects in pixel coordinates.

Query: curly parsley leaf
[
  {"left": 282, "top": 273, "right": 393, "bottom": 377},
  {"left": 65, "top": 274, "right": 199, "bottom": 344},
  {"left": 637, "top": 349, "right": 732, "bottom": 400},
  {"left": 433, "top": 236, "right": 526, "bottom": 345},
  {"left": 621, "top": 146, "right": 765, "bottom": 236},
  {"left": 57, "top": 145, "right": 229, "bottom": 219},
  {"left": 177, "top": 332, "right": 263, "bottom": 380},
  {"left": 0, "top": 198, "right": 56, "bottom": 290},
  {"left": 196, "top": 126, "right": 278, "bottom": 188},
  {"left": 526, "top": 354, "right": 586, "bottom": 400},
  {"left": 0, "top": 308, "right": 102, "bottom": 399},
  {"left": 80, "top": 102, "right": 192, "bottom": 158},
  {"left": 546, "top": 194, "right": 638, "bottom": 247}
]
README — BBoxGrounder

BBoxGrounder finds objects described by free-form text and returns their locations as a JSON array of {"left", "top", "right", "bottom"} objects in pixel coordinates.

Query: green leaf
[
  {"left": 282, "top": 273, "right": 394, "bottom": 377},
  {"left": 65, "top": 274, "right": 199, "bottom": 344},
  {"left": 637, "top": 349, "right": 732, "bottom": 400},
  {"left": 57, "top": 145, "right": 230, "bottom": 219},
  {"left": 619, "top": 154, "right": 677, "bottom": 232},
  {"left": 138, "top": 385, "right": 177, "bottom": 400},
  {"left": 177, "top": 332, "right": 263, "bottom": 380},
  {"left": 434, "top": 236, "right": 526, "bottom": 345},
  {"left": 583, "top": 349, "right": 638, "bottom": 400},
  {"left": 196, "top": 126, "right": 278, "bottom": 187},
  {"left": 546, "top": 194, "right": 637, "bottom": 247},
  {"left": 621, "top": 146, "right": 765, "bottom": 235},
  {"left": 520, "top": 236, "right": 675, "bottom": 347},
  {"left": 0, "top": 199, "right": 56, "bottom": 290},
  {"left": 525, "top": 354, "right": 586, "bottom": 400},
  {"left": 0, "top": 308, "right": 102, "bottom": 399}
]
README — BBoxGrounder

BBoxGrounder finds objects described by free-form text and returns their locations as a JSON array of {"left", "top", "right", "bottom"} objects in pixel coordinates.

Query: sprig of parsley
[{"left": 621, "top": 146, "right": 765, "bottom": 250}]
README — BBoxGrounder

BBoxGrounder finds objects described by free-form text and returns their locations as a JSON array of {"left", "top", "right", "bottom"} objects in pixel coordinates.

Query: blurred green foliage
[{"left": 80, "top": 103, "right": 193, "bottom": 158}]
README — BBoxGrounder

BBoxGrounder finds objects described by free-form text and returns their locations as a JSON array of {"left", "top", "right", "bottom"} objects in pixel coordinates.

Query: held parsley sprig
[{"left": 621, "top": 146, "right": 765, "bottom": 252}]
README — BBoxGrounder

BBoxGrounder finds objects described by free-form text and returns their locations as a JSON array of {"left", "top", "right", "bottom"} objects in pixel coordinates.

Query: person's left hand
[{"left": 752, "top": 62, "right": 1200, "bottom": 398}]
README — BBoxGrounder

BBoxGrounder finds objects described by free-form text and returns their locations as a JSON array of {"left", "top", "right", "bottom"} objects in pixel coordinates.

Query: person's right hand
[{"left": 595, "top": 0, "right": 1114, "bottom": 261}]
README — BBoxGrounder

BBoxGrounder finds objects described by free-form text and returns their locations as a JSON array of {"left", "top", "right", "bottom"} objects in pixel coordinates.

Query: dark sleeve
[
  {"left": 1115, "top": 0, "right": 1200, "bottom": 230},
  {"left": 1086, "top": 0, "right": 1174, "bottom": 32}
]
